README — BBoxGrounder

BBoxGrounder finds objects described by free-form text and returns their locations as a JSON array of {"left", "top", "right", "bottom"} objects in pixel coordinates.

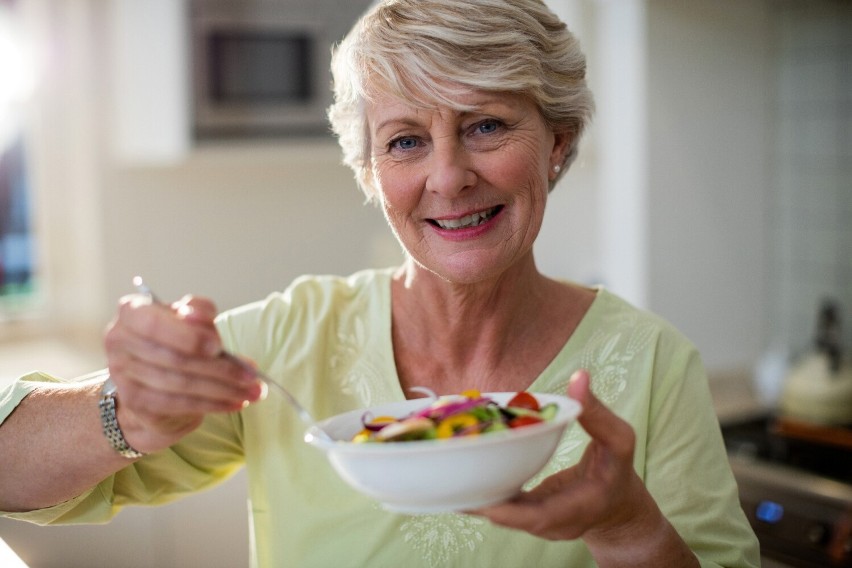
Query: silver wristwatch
[{"left": 98, "top": 376, "right": 146, "bottom": 459}]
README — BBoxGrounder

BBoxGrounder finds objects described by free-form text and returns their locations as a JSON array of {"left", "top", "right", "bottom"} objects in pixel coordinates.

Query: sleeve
[
  {"left": 0, "top": 373, "right": 245, "bottom": 526},
  {"left": 1, "top": 372, "right": 56, "bottom": 423},
  {"left": 643, "top": 339, "right": 761, "bottom": 568}
]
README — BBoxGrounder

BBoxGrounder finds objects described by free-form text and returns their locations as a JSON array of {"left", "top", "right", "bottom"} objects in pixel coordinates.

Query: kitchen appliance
[
  {"left": 780, "top": 300, "right": 852, "bottom": 426},
  {"left": 722, "top": 413, "right": 852, "bottom": 567},
  {"left": 189, "top": 0, "right": 372, "bottom": 139},
  {"left": 725, "top": 299, "right": 852, "bottom": 566}
]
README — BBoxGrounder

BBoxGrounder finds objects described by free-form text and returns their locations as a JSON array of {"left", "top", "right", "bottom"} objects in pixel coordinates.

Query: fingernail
[
  {"left": 238, "top": 381, "right": 265, "bottom": 409},
  {"left": 257, "top": 379, "right": 269, "bottom": 401}
]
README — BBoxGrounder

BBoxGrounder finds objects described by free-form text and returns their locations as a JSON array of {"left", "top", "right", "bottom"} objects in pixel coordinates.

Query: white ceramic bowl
[{"left": 305, "top": 392, "right": 582, "bottom": 514}]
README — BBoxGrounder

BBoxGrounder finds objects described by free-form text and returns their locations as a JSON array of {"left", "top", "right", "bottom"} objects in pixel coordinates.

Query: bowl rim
[{"left": 304, "top": 392, "right": 582, "bottom": 454}]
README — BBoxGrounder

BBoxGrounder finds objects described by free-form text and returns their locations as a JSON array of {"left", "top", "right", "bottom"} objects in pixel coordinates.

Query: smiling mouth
[{"left": 430, "top": 206, "right": 502, "bottom": 230}]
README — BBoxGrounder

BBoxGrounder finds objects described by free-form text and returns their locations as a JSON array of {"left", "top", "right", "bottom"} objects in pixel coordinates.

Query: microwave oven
[{"left": 190, "top": 0, "right": 372, "bottom": 139}]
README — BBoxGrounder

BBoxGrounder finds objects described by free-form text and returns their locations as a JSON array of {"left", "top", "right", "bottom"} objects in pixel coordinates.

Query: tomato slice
[
  {"left": 507, "top": 391, "right": 540, "bottom": 411},
  {"left": 508, "top": 415, "right": 543, "bottom": 429}
]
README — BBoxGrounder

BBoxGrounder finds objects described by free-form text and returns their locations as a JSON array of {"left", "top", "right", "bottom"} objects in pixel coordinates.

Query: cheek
[
  {"left": 375, "top": 161, "right": 423, "bottom": 210},
  {"left": 489, "top": 145, "right": 550, "bottom": 233},
  {"left": 499, "top": 133, "right": 550, "bottom": 179},
  {"left": 374, "top": 164, "right": 421, "bottom": 234},
  {"left": 488, "top": 146, "right": 550, "bottom": 200}
]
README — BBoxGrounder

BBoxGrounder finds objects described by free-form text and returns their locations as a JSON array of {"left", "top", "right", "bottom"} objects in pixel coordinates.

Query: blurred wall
[{"left": 645, "top": 0, "right": 771, "bottom": 370}]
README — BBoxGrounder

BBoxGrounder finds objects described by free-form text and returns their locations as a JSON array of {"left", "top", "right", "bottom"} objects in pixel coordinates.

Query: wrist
[
  {"left": 98, "top": 377, "right": 146, "bottom": 459},
  {"left": 583, "top": 478, "right": 698, "bottom": 568},
  {"left": 104, "top": 377, "right": 205, "bottom": 455}
]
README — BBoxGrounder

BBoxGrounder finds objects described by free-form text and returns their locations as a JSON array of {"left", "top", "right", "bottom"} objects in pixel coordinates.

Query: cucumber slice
[{"left": 539, "top": 403, "right": 558, "bottom": 421}]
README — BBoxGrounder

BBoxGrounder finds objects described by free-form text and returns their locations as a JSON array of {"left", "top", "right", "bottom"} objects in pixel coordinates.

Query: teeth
[{"left": 435, "top": 207, "right": 497, "bottom": 230}]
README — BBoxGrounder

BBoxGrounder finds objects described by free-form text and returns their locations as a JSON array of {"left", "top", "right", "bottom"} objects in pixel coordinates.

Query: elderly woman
[{"left": 0, "top": 1, "right": 759, "bottom": 566}]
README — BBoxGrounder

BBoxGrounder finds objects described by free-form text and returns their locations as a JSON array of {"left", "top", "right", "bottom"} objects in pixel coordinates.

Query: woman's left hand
[{"left": 471, "top": 369, "right": 698, "bottom": 567}]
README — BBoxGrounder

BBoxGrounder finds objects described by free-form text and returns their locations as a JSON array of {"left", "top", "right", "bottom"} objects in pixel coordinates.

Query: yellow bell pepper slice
[
  {"left": 436, "top": 414, "right": 479, "bottom": 438},
  {"left": 352, "top": 430, "right": 371, "bottom": 443}
]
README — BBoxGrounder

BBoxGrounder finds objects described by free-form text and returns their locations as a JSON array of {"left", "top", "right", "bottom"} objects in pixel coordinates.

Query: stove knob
[{"left": 807, "top": 523, "right": 830, "bottom": 546}]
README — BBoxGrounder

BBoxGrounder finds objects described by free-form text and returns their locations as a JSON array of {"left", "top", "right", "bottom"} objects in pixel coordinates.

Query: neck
[{"left": 390, "top": 255, "right": 578, "bottom": 395}]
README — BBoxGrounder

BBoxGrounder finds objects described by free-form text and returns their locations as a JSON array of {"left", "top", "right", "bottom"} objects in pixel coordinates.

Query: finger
[
  {"left": 121, "top": 354, "right": 261, "bottom": 403},
  {"left": 173, "top": 295, "right": 220, "bottom": 327},
  {"left": 113, "top": 295, "right": 221, "bottom": 357},
  {"left": 109, "top": 293, "right": 251, "bottom": 388},
  {"left": 109, "top": 325, "right": 254, "bottom": 383},
  {"left": 107, "top": 336, "right": 262, "bottom": 405},
  {"left": 117, "top": 370, "right": 252, "bottom": 416},
  {"left": 568, "top": 369, "right": 634, "bottom": 459},
  {"left": 106, "top": 299, "right": 263, "bottom": 410}
]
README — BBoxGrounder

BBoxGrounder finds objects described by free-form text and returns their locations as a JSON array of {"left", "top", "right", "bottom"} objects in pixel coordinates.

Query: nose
[{"left": 424, "top": 139, "right": 476, "bottom": 198}]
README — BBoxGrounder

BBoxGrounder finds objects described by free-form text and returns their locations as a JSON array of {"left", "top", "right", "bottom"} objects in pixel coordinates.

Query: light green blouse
[{"left": 1, "top": 268, "right": 759, "bottom": 567}]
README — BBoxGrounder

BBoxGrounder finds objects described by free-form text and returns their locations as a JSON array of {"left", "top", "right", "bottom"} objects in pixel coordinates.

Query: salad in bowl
[{"left": 305, "top": 389, "right": 582, "bottom": 513}]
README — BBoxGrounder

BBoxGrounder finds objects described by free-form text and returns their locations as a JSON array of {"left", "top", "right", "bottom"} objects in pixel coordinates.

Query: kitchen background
[{"left": 0, "top": 0, "right": 849, "bottom": 566}]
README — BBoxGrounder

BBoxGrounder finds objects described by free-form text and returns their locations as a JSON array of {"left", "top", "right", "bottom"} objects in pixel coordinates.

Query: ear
[{"left": 549, "top": 128, "right": 573, "bottom": 172}]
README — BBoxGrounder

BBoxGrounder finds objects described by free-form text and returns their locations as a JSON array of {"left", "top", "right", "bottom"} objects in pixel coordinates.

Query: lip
[{"left": 427, "top": 205, "right": 503, "bottom": 238}]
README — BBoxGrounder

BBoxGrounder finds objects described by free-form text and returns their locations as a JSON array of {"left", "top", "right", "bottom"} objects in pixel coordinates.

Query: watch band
[{"left": 98, "top": 376, "right": 146, "bottom": 459}]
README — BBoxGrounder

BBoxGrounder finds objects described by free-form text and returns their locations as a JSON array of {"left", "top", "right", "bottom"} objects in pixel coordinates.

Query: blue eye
[
  {"left": 392, "top": 136, "right": 418, "bottom": 150},
  {"left": 477, "top": 120, "right": 500, "bottom": 134}
]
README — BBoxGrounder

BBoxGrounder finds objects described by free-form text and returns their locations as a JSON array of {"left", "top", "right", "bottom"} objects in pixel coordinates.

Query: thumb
[
  {"left": 567, "top": 368, "right": 601, "bottom": 420},
  {"left": 567, "top": 369, "right": 634, "bottom": 454}
]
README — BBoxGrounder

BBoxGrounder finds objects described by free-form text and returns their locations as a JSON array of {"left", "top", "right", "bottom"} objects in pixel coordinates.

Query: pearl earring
[{"left": 553, "top": 164, "right": 561, "bottom": 174}]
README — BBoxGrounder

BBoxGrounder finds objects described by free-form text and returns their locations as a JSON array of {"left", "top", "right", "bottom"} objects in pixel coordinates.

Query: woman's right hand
[{"left": 103, "top": 291, "right": 264, "bottom": 454}]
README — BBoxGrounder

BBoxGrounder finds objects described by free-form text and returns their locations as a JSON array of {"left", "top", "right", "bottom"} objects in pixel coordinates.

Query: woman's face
[{"left": 366, "top": 89, "right": 569, "bottom": 284}]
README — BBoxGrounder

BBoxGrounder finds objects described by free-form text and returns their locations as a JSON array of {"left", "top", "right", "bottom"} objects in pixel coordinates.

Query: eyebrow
[
  {"left": 373, "top": 116, "right": 422, "bottom": 135},
  {"left": 371, "top": 96, "right": 520, "bottom": 135}
]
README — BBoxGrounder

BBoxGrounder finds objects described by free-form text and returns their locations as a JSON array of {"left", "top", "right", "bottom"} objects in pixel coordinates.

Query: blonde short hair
[{"left": 328, "top": 0, "right": 594, "bottom": 200}]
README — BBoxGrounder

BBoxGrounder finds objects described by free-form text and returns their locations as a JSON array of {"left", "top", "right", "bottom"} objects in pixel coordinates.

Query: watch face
[{"left": 101, "top": 377, "right": 117, "bottom": 397}]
